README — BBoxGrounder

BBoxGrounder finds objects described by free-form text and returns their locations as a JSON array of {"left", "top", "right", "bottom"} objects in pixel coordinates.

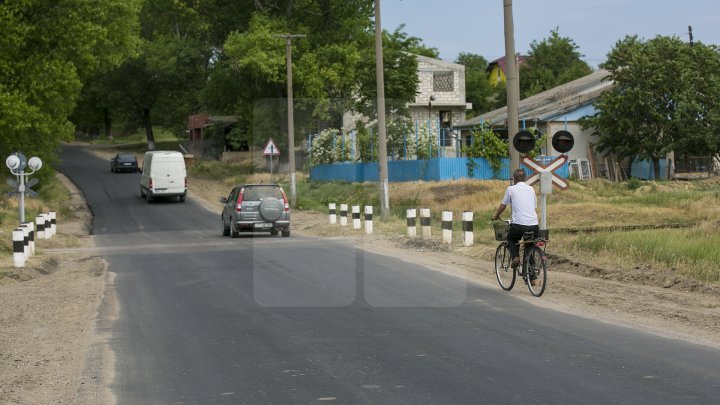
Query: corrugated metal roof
[{"left": 457, "top": 69, "right": 613, "bottom": 128}]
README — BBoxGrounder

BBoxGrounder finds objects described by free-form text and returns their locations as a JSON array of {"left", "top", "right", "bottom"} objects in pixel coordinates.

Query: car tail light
[
  {"left": 184, "top": 177, "right": 187, "bottom": 189},
  {"left": 280, "top": 189, "right": 289, "bottom": 211},
  {"left": 236, "top": 189, "right": 244, "bottom": 212},
  {"left": 148, "top": 177, "right": 153, "bottom": 190}
]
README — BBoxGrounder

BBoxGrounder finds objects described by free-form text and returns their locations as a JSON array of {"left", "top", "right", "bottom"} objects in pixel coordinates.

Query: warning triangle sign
[{"left": 263, "top": 139, "right": 280, "bottom": 156}]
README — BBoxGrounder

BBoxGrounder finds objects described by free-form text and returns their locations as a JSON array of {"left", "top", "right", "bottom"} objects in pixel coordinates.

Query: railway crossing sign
[{"left": 522, "top": 155, "right": 570, "bottom": 191}]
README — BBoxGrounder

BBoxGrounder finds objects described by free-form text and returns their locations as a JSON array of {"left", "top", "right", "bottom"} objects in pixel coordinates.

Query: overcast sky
[{"left": 381, "top": 0, "right": 720, "bottom": 67}]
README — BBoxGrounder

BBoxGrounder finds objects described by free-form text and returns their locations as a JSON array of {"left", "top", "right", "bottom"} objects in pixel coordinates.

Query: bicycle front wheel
[
  {"left": 524, "top": 246, "right": 547, "bottom": 297},
  {"left": 495, "top": 243, "right": 515, "bottom": 291}
]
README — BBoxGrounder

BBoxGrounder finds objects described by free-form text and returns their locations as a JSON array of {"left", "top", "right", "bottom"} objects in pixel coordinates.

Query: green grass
[
  {"left": 188, "top": 160, "right": 254, "bottom": 184},
  {"left": 79, "top": 128, "right": 180, "bottom": 146},
  {"left": 573, "top": 225, "right": 720, "bottom": 283}
]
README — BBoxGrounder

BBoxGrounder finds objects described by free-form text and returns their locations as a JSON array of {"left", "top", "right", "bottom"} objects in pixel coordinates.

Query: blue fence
[
  {"left": 311, "top": 156, "right": 569, "bottom": 182},
  {"left": 630, "top": 159, "right": 669, "bottom": 180}
]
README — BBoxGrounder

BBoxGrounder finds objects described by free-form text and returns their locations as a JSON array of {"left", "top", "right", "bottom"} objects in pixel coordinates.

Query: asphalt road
[{"left": 59, "top": 145, "right": 720, "bottom": 404}]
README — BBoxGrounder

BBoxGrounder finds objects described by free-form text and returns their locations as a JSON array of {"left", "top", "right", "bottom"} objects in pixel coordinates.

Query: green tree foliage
[
  {"left": 520, "top": 28, "right": 592, "bottom": 99},
  {"left": 0, "top": 0, "right": 141, "bottom": 172},
  {"left": 580, "top": 35, "right": 720, "bottom": 179},
  {"left": 455, "top": 53, "right": 500, "bottom": 117},
  {"left": 462, "top": 126, "right": 509, "bottom": 178}
]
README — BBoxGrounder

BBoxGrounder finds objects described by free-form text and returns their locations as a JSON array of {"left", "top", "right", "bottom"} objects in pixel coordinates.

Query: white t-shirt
[{"left": 501, "top": 182, "right": 538, "bottom": 226}]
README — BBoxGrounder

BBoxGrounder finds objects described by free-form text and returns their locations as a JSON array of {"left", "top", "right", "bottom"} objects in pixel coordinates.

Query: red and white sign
[
  {"left": 263, "top": 139, "right": 280, "bottom": 156},
  {"left": 522, "top": 155, "right": 569, "bottom": 190}
]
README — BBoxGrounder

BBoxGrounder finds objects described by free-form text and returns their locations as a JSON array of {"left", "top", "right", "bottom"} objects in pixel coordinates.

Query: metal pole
[
  {"left": 375, "top": 0, "right": 390, "bottom": 221},
  {"left": 503, "top": 0, "right": 520, "bottom": 173},
  {"left": 18, "top": 171, "right": 25, "bottom": 224}
]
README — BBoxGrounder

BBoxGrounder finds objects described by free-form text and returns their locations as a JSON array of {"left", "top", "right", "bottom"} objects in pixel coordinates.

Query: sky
[{"left": 381, "top": 0, "right": 720, "bottom": 68}]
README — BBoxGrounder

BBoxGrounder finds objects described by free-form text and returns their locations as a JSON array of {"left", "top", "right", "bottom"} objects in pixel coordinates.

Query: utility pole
[
  {"left": 375, "top": 0, "right": 390, "bottom": 221},
  {"left": 275, "top": 33, "right": 306, "bottom": 207},
  {"left": 503, "top": 0, "right": 520, "bottom": 173}
]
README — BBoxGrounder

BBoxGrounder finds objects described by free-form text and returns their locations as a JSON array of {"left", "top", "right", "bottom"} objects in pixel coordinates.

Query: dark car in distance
[
  {"left": 110, "top": 153, "right": 138, "bottom": 173},
  {"left": 220, "top": 184, "right": 290, "bottom": 237}
]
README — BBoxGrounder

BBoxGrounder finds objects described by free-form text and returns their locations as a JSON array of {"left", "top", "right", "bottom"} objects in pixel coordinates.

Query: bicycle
[{"left": 492, "top": 218, "right": 548, "bottom": 297}]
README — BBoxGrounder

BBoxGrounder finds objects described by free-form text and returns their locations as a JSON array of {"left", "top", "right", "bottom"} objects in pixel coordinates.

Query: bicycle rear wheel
[
  {"left": 524, "top": 246, "right": 547, "bottom": 297},
  {"left": 495, "top": 243, "right": 515, "bottom": 291}
]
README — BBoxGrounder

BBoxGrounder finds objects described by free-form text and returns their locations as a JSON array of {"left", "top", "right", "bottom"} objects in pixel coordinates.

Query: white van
[{"left": 139, "top": 151, "right": 187, "bottom": 203}]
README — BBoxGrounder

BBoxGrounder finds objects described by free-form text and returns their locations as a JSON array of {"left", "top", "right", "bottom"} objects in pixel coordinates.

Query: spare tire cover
[{"left": 259, "top": 198, "right": 284, "bottom": 221}]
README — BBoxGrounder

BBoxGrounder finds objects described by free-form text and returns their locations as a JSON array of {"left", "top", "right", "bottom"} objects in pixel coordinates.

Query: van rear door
[{"left": 152, "top": 157, "right": 186, "bottom": 193}]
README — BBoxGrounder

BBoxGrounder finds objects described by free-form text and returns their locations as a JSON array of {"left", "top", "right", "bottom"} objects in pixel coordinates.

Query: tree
[
  {"left": 0, "top": 0, "right": 141, "bottom": 175},
  {"left": 580, "top": 35, "right": 720, "bottom": 179},
  {"left": 520, "top": 28, "right": 592, "bottom": 99},
  {"left": 455, "top": 53, "right": 499, "bottom": 116}
]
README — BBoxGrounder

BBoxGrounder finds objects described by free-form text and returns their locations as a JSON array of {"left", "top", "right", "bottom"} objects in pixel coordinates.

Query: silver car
[{"left": 220, "top": 184, "right": 290, "bottom": 237}]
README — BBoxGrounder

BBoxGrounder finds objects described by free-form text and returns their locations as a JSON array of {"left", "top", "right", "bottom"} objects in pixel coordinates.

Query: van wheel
[
  {"left": 147, "top": 193, "right": 154, "bottom": 203},
  {"left": 178, "top": 196, "right": 186, "bottom": 202},
  {"left": 140, "top": 187, "right": 146, "bottom": 198},
  {"left": 222, "top": 217, "right": 230, "bottom": 236}
]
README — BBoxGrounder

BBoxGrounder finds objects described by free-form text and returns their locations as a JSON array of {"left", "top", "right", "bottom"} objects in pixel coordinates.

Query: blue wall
[
  {"left": 311, "top": 157, "right": 569, "bottom": 182},
  {"left": 630, "top": 159, "right": 669, "bottom": 180}
]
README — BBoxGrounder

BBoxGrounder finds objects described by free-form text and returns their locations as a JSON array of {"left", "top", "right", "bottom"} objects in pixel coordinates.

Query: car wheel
[
  {"left": 270, "top": 229, "right": 279, "bottom": 236},
  {"left": 281, "top": 229, "right": 290, "bottom": 237},
  {"left": 258, "top": 198, "right": 284, "bottom": 222},
  {"left": 222, "top": 216, "right": 230, "bottom": 236},
  {"left": 230, "top": 226, "right": 239, "bottom": 238}
]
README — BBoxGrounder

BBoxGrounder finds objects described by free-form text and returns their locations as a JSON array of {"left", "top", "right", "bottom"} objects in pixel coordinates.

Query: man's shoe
[{"left": 511, "top": 258, "right": 520, "bottom": 269}]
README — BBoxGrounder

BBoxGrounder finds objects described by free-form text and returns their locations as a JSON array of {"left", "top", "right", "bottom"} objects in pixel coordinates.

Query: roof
[
  {"left": 458, "top": 69, "right": 613, "bottom": 129},
  {"left": 486, "top": 55, "right": 529, "bottom": 74}
]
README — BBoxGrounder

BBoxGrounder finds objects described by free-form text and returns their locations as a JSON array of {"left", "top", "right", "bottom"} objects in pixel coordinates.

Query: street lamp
[{"left": 428, "top": 95, "right": 435, "bottom": 120}]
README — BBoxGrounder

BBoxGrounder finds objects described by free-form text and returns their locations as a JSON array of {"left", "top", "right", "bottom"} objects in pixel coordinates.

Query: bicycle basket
[{"left": 493, "top": 222, "right": 509, "bottom": 241}]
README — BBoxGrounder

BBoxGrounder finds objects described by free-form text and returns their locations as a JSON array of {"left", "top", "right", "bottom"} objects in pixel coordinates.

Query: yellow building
[{"left": 486, "top": 55, "right": 528, "bottom": 86}]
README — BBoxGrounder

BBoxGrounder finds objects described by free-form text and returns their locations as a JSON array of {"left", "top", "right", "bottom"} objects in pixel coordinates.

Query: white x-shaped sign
[{"left": 522, "top": 155, "right": 570, "bottom": 190}]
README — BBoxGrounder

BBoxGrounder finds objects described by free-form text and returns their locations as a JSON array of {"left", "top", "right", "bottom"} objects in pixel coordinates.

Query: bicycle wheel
[
  {"left": 495, "top": 243, "right": 515, "bottom": 291},
  {"left": 524, "top": 246, "right": 547, "bottom": 297}
]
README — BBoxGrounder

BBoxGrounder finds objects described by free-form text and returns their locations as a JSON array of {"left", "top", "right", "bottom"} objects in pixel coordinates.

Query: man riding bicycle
[{"left": 491, "top": 168, "right": 540, "bottom": 275}]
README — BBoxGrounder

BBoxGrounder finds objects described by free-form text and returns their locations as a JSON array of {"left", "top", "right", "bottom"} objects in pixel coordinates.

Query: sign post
[
  {"left": 263, "top": 139, "right": 281, "bottom": 181},
  {"left": 6, "top": 153, "right": 42, "bottom": 225},
  {"left": 522, "top": 155, "right": 569, "bottom": 230}
]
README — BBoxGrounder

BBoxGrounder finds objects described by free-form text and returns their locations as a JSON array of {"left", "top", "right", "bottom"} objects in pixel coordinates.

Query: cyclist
[{"left": 491, "top": 168, "right": 540, "bottom": 279}]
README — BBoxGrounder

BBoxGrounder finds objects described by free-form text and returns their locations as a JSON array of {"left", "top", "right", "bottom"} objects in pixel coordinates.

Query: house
[
  {"left": 486, "top": 55, "right": 529, "bottom": 87},
  {"left": 343, "top": 54, "right": 472, "bottom": 149},
  {"left": 456, "top": 69, "right": 619, "bottom": 180}
]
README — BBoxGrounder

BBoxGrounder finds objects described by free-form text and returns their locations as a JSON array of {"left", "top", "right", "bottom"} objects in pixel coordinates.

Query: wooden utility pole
[
  {"left": 374, "top": 0, "right": 390, "bottom": 220},
  {"left": 503, "top": 0, "right": 520, "bottom": 173},
  {"left": 275, "top": 33, "right": 306, "bottom": 206}
]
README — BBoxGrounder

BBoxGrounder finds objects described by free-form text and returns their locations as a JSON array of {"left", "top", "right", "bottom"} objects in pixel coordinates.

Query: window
[{"left": 433, "top": 71, "right": 454, "bottom": 92}]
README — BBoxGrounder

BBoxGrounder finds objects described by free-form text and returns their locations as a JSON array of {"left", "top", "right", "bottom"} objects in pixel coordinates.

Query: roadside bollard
[
  {"left": 36, "top": 215, "right": 46, "bottom": 240},
  {"left": 339, "top": 204, "right": 348, "bottom": 227},
  {"left": 352, "top": 205, "right": 361, "bottom": 230},
  {"left": 44, "top": 213, "right": 51, "bottom": 239},
  {"left": 13, "top": 229, "right": 25, "bottom": 268},
  {"left": 420, "top": 208, "right": 431, "bottom": 239},
  {"left": 441, "top": 211, "right": 452, "bottom": 244},
  {"left": 364, "top": 206, "right": 373, "bottom": 234},
  {"left": 328, "top": 203, "right": 337, "bottom": 225},
  {"left": 20, "top": 224, "right": 30, "bottom": 259},
  {"left": 462, "top": 211, "right": 474, "bottom": 246},
  {"left": 406, "top": 208, "right": 417, "bottom": 238},
  {"left": 50, "top": 211, "right": 57, "bottom": 237},
  {"left": 24, "top": 221, "right": 35, "bottom": 256}
]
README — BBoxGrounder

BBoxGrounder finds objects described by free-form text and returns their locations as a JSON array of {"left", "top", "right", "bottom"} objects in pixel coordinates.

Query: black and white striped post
[
  {"left": 364, "top": 206, "right": 373, "bottom": 234},
  {"left": 19, "top": 223, "right": 30, "bottom": 259},
  {"left": 441, "top": 211, "right": 453, "bottom": 244},
  {"left": 406, "top": 208, "right": 417, "bottom": 237},
  {"left": 462, "top": 211, "right": 474, "bottom": 246},
  {"left": 23, "top": 221, "right": 35, "bottom": 256},
  {"left": 328, "top": 203, "right": 337, "bottom": 225},
  {"left": 13, "top": 228, "right": 25, "bottom": 268},
  {"left": 49, "top": 211, "right": 56, "bottom": 237},
  {"left": 352, "top": 205, "right": 361, "bottom": 229},
  {"left": 339, "top": 204, "right": 348, "bottom": 227},
  {"left": 43, "top": 213, "right": 51, "bottom": 239},
  {"left": 36, "top": 215, "right": 46, "bottom": 240},
  {"left": 420, "top": 208, "right": 431, "bottom": 239}
]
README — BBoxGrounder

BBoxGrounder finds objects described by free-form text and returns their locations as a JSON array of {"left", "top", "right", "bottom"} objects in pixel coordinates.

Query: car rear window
[
  {"left": 117, "top": 154, "right": 136, "bottom": 162},
  {"left": 242, "top": 186, "right": 283, "bottom": 201}
]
